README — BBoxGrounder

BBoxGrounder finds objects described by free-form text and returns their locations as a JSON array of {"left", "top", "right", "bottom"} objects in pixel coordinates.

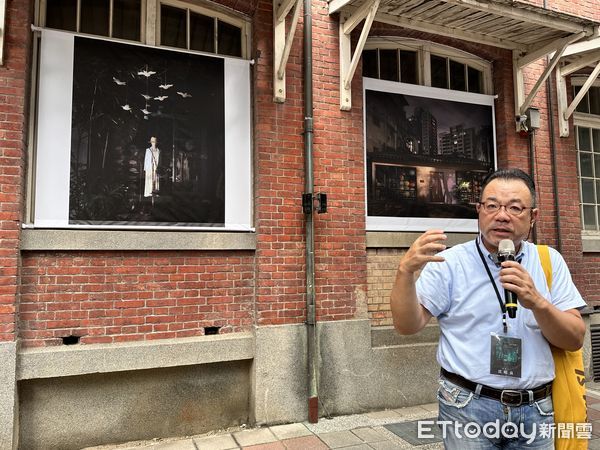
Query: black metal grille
[{"left": 591, "top": 325, "right": 600, "bottom": 382}]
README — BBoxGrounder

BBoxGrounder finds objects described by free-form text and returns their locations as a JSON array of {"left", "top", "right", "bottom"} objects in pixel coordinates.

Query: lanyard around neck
[{"left": 475, "top": 238, "right": 508, "bottom": 334}]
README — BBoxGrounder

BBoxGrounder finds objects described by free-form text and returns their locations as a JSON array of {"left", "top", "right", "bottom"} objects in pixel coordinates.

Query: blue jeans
[{"left": 437, "top": 377, "right": 554, "bottom": 449}]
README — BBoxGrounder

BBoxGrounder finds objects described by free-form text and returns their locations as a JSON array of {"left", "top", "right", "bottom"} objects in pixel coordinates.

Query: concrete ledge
[
  {"left": 20, "top": 229, "right": 256, "bottom": 251},
  {"left": 582, "top": 234, "right": 600, "bottom": 253},
  {"left": 17, "top": 333, "right": 254, "bottom": 380},
  {"left": 0, "top": 341, "right": 17, "bottom": 450},
  {"left": 371, "top": 325, "right": 439, "bottom": 348},
  {"left": 366, "top": 232, "right": 476, "bottom": 248}
]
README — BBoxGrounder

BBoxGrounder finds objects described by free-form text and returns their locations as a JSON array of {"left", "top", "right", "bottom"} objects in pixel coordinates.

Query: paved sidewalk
[{"left": 86, "top": 386, "right": 600, "bottom": 450}]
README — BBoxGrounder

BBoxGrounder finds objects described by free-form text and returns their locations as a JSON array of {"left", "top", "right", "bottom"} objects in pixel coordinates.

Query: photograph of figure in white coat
[{"left": 144, "top": 136, "right": 160, "bottom": 202}]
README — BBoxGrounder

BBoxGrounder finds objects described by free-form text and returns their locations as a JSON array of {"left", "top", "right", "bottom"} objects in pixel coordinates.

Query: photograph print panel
[{"left": 69, "top": 36, "right": 225, "bottom": 226}]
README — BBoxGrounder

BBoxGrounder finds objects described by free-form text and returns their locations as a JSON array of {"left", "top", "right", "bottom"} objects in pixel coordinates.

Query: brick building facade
[{"left": 0, "top": 0, "right": 599, "bottom": 448}]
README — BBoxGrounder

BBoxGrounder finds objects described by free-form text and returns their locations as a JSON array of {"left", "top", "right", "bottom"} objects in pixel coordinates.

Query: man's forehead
[{"left": 481, "top": 178, "right": 532, "bottom": 200}]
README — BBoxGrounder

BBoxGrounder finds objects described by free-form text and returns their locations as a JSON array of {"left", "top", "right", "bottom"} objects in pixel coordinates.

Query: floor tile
[
  {"left": 194, "top": 434, "right": 239, "bottom": 450},
  {"left": 281, "top": 435, "right": 330, "bottom": 449},
  {"left": 317, "top": 430, "right": 363, "bottom": 448},
  {"left": 269, "top": 423, "right": 312, "bottom": 440},
  {"left": 233, "top": 428, "right": 278, "bottom": 447}
]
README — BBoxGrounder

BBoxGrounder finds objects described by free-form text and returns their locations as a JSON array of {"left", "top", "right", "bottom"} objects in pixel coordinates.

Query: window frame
[
  {"left": 573, "top": 77, "right": 600, "bottom": 236},
  {"left": 27, "top": 1, "right": 254, "bottom": 238},
  {"left": 155, "top": 0, "right": 249, "bottom": 58},
  {"left": 363, "top": 37, "right": 493, "bottom": 95}
]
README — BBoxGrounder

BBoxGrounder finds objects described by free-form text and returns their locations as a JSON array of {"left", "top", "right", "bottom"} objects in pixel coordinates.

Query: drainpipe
[
  {"left": 543, "top": 0, "right": 562, "bottom": 252},
  {"left": 302, "top": 0, "right": 319, "bottom": 424}
]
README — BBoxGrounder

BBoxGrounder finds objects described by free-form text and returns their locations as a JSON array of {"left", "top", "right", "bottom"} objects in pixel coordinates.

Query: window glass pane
[
  {"left": 161, "top": 5, "right": 187, "bottom": 49},
  {"left": 45, "top": 0, "right": 77, "bottom": 31},
  {"left": 590, "top": 86, "right": 600, "bottom": 115},
  {"left": 583, "top": 205, "right": 596, "bottom": 230},
  {"left": 582, "top": 178, "right": 595, "bottom": 203},
  {"left": 449, "top": 60, "right": 466, "bottom": 91},
  {"left": 379, "top": 49, "right": 399, "bottom": 82},
  {"left": 189, "top": 12, "right": 214, "bottom": 52},
  {"left": 595, "top": 154, "right": 600, "bottom": 178},
  {"left": 80, "top": 0, "right": 110, "bottom": 36},
  {"left": 468, "top": 66, "right": 483, "bottom": 94},
  {"left": 218, "top": 20, "right": 242, "bottom": 57},
  {"left": 399, "top": 50, "right": 417, "bottom": 84},
  {"left": 580, "top": 152, "right": 593, "bottom": 177},
  {"left": 578, "top": 127, "right": 591, "bottom": 151},
  {"left": 593, "top": 129, "right": 600, "bottom": 152},
  {"left": 574, "top": 86, "right": 589, "bottom": 113},
  {"left": 112, "top": 0, "right": 141, "bottom": 41},
  {"left": 362, "top": 50, "right": 378, "bottom": 78},
  {"left": 431, "top": 55, "right": 447, "bottom": 89}
]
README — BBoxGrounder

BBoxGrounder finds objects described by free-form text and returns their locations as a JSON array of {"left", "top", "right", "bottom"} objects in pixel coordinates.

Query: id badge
[{"left": 490, "top": 333, "right": 522, "bottom": 378}]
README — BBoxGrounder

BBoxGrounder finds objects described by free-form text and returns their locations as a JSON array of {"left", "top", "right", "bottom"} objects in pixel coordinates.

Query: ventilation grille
[{"left": 591, "top": 325, "right": 600, "bottom": 382}]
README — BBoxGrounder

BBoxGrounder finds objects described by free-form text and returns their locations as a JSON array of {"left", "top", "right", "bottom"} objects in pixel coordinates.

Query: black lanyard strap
[{"left": 475, "top": 238, "right": 508, "bottom": 334}]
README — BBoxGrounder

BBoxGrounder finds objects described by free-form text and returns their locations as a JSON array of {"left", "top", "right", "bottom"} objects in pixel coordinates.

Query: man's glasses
[{"left": 478, "top": 201, "right": 535, "bottom": 217}]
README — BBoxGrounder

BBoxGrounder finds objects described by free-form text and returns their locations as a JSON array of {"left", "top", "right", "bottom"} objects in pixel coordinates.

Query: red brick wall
[
  {"left": 0, "top": 0, "right": 33, "bottom": 342},
  {"left": 7, "top": 0, "right": 600, "bottom": 348},
  {"left": 19, "top": 251, "right": 255, "bottom": 346},
  {"left": 253, "top": 0, "right": 366, "bottom": 325}
]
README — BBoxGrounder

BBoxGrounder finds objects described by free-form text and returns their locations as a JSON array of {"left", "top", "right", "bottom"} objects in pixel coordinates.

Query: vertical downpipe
[{"left": 303, "top": 0, "right": 319, "bottom": 423}]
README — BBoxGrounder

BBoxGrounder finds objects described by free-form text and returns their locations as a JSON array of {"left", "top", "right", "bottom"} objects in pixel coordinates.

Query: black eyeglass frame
[{"left": 477, "top": 201, "right": 536, "bottom": 217}]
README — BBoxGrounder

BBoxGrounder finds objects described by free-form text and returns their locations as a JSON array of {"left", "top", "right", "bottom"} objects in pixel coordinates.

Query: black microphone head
[{"left": 498, "top": 239, "right": 515, "bottom": 258}]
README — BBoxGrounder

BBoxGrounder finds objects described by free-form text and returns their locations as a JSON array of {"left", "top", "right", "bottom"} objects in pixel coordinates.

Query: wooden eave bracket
[
  {"left": 273, "top": 0, "right": 302, "bottom": 103},
  {"left": 339, "top": 0, "right": 379, "bottom": 111},
  {"left": 513, "top": 32, "right": 586, "bottom": 133},
  {"left": 556, "top": 34, "right": 600, "bottom": 137}
]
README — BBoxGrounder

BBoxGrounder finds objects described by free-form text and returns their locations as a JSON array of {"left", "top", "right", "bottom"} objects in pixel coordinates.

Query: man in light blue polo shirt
[{"left": 391, "top": 168, "right": 586, "bottom": 449}]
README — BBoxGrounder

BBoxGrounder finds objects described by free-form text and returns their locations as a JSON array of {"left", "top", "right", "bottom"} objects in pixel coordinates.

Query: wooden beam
[
  {"left": 343, "top": 0, "right": 379, "bottom": 89},
  {"left": 518, "top": 32, "right": 586, "bottom": 68},
  {"left": 276, "top": 0, "right": 297, "bottom": 22},
  {"left": 564, "top": 61, "right": 600, "bottom": 120},
  {"left": 561, "top": 35, "right": 600, "bottom": 58},
  {"left": 342, "top": 0, "right": 375, "bottom": 34},
  {"left": 339, "top": 0, "right": 379, "bottom": 110},
  {"left": 373, "top": 10, "right": 525, "bottom": 50},
  {"left": 561, "top": 50, "right": 600, "bottom": 76},
  {"left": 519, "top": 42, "right": 568, "bottom": 115},
  {"left": 328, "top": 0, "right": 353, "bottom": 14},
  {"left": 441, "top": 0, "right": 594, "bottom": 35},
  {"left": 556, "top": 66, "right": 570, "bottom": 137},
  {"left": 273, "top": 0, "right": 302, "bottom": 103}
]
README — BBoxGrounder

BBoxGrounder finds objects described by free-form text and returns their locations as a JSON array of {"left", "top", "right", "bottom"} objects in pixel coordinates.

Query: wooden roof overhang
[{"left": 272, "top": 0, "right": 600, "bottom": 135}]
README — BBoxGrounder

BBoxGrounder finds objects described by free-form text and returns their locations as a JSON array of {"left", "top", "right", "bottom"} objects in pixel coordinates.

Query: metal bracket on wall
[
  {"left": 273, "top": 0, "right": 302, "bottom": 103},
  {"left": 338, "top": 0, "right": 379, "bottom": 111},
  {"left": 302, "top": 193, "right": 327, "bottom": 214}
]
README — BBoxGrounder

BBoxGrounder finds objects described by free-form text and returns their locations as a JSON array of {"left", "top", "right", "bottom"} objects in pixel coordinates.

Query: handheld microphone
[{"left": 497, "top": 239, "right": 517, "bottom": 318}]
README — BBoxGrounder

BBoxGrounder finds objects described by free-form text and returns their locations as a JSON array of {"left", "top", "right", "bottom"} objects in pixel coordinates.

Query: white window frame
[
  {"left": 573, "top": 76, "right": 600, "bottom": 236},
  {"left": 155, "top": 0, "right": 250, "bottom": 58},
  {"left": 27, "top": 1, "right": 254, "bottom": 236},
  {"left": 364, "top": 38, "right": 493, "bottom": 94}
]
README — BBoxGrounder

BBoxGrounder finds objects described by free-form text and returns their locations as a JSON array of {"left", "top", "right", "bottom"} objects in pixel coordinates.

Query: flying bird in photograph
[
  {"left": 177, "top": 91, "right": 192, "bottom": 98},
  {"left": 112, "top": 77, "right": 126, "bottom": 85},
  {"left": 141, "top": 108, "right": 150, "bottom": 115},
  {"left": 154, "top": 95, "right": 168, "bottom": 101},
  {"left": 159, "top": 83, "right": 173, "bottom": 90},
  {"left": 137, "top": 68, "right": 156, "bottom": 77},
  {"left": 121, "top": 104, "right": 132, "bottom": 111},
  {"left": 141, "top": 94, "right": 152, "bottom": 100}
]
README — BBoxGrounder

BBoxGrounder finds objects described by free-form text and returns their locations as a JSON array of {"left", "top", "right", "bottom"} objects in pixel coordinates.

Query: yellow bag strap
[{"left": 536, "top": 244, "right": 553, "bottom": 291}]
